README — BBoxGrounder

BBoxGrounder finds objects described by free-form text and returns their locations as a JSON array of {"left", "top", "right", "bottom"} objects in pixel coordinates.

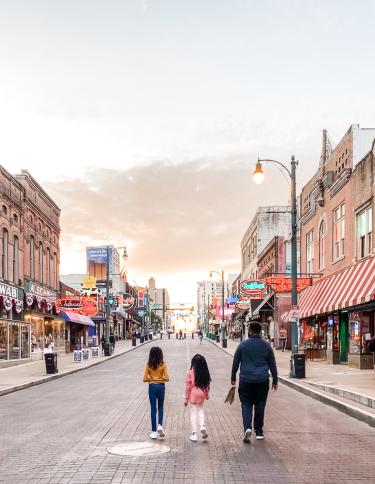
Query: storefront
[
  {"left": 61, "top": 311, "right": 96, "bottom": 351},
  {"left": 23, "top": 278, "right": 65, "bottom": 359},
  {"left": 298, "top": 256, "right": 375, "bottom": 368},
  {"left": 0, "top": 281, "right": 31, "bottom": 367}
]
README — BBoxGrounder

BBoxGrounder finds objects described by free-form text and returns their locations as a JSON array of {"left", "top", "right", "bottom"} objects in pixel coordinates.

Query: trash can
[
  {"left": 222, "top": 339, "right": 228, "bottom": 349},
  {"left": 104, "top": 343, "right": 111, "bottom": 356},
  {"left": 216, "top": 334, "right": 220, "bottom": 343},
  {"left": 44, "top": 353, "right": 58, "bottom": 374},
  {"left": 150, "top": 333, "right": 153, "bottom": 340},
  {"left": 132, "top": 337, "right": 137, "bottom": 347},
  {"left": 140, "top": 336, "right": 144, "bottom": 343},
  {"left": 293, "top": 353, "right": 306, "bottom": 379},
  {"left": 144, "top": 334, "right": 149, "bottom": 341}
]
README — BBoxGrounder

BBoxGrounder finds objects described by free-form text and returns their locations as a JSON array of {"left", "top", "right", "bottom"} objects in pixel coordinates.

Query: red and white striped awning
[
  {"left": 299, "top": 256, "right": 375, "bottom": 319},
  {"left": 281, "top": 310, "right": 292, "bottom": 323}
]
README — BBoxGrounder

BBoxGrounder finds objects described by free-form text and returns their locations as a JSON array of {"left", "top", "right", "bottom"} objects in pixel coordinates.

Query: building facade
[
  {"left": 298, "top": 126, "right": 375, "bottom": 367},
  {"left": 0, "top": 168, "right": 62, "bottom": 367},
  {"left": 241, "top": 206, "right": 291, "bottom": 280}
]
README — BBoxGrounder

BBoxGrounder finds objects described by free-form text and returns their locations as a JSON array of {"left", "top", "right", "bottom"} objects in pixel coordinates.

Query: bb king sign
[{"left": 239, "top": 280, "right": 267, "bottom": 298}]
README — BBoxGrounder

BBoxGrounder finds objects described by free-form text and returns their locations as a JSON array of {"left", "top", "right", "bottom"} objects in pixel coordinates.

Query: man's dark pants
[{"left": 238, "top": 380, "right": 269, "bottom": 433}]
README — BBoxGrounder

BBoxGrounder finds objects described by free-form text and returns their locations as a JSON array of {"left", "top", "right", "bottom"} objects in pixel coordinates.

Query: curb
[
  {"left": 206, "top": 338, "right": 375, "bottom": 428},
  {"left": 0, "top": 338, "right": 154, "bottom": 398}
]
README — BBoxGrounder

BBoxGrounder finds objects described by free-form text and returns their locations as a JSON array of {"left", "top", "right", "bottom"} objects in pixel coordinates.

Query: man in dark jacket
[{"left": 231, "top": 321, "right": 278, "bottom": 443}]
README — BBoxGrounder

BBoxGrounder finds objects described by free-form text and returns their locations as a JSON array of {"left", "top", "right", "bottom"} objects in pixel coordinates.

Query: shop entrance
[{"left": 339, "top": 312, "right": 349, "bottom": 362}]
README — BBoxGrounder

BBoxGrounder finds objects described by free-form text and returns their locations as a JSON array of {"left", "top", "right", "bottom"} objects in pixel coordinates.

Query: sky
[{"left": 1, "top": 0, "right": 375, "bottom": 303}]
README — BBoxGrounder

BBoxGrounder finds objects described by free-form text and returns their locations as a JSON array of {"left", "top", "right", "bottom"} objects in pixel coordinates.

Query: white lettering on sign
[{"left": 0, "top": 283, "right": 17, "bottom": 299}]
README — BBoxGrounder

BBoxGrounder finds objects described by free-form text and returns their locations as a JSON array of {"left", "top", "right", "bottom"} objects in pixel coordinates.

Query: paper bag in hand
[{"left": 224, "top": 385, "right": 236, "bottom": 405}]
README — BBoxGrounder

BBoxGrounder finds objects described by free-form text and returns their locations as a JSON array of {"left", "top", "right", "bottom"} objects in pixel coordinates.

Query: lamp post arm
[{"left": 258, "top": 158, "right": 292, "bottom": 179}]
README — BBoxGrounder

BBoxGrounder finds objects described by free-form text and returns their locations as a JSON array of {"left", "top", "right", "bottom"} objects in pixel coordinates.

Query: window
[
  {"left": 46, "top": 248, "right": 51, "bottom": 287},
  {"left": 13, "top": 236, "right": 19, "bottom": 284},
  {"left": 319, "top": 221, "right": 326, "bottom": 270},
  {"left": 53, "top": 252, "right": 57, "bottom": 289},
  {"left": 357, "top": 206, "right": 372, "bottom": 259},
  {"left": 2, "top": 229, "right": 9, "bottom": 279},
  {"left": 13, "top": 214, "right": 18, "bottom": 224},
  {"left": 2, "top": 205, "right": 7, "bottom": 214},
  {"left": 306, "top": 230, "right": 314, "bottom": 273},
  {"left": 30, "top": 236, "right": 35, "bottom": 279},
  {"left": 38, "top": 242, "right": 43, "bottom": 283},
  {"left": 333, "top": 204, "right": 345, "bottom": 260}
]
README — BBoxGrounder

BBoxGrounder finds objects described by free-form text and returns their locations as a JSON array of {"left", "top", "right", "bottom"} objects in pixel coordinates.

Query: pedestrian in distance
[
  {"left": 143, "top": 346, "right": 169, "bottom": 439},
  {"left": 179, "top": 329, "right": 183, "bottom": 340},
  {"left": 198, "top": 330, "right": 203, "bottom": 344},
  {"left": 184, "top": 354, "right": 211, "bottom": 442},
  {"left": 231, "top": 321, "right": 278, "bottom": 443},
  {"left": 101, "top": 334, "right": 106, "bottom": 353},
  {"left": 266, "top": 334, "right": 272, "bottom": 346}
]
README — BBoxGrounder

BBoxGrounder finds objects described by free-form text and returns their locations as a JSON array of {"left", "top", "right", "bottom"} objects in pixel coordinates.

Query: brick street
[{"left": 1, "top": 337, "right": 375, "bottom": 484}]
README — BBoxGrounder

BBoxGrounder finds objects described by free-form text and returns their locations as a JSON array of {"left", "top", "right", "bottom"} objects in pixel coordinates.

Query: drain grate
[{"left": 107, "top": 441, "right": 170, "bottom": 457}]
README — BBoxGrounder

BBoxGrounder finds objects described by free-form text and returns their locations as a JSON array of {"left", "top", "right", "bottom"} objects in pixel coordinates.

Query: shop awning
[
  {"left": 299, "top": 256, "right": 375, "bottom": 319},
  {"left": 252, "top": 293, "right": 274, "bottom": 317},
  {"left": 60, "top": 311, "right": 96, "bottom": 327},
  {"left": 281, "top": 310, "right": 292, "bottom": 323}
]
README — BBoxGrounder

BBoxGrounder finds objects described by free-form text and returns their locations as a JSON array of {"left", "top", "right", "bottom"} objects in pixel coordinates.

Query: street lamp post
[
  {"left": 105, "top": 245, "right": 128, "bottom": 353},
  {"left": 252, "top": 156, "right": 299, "bottom": 374},
  {"left": 210, "top": 269, "right": 226, "bottom": 347}
]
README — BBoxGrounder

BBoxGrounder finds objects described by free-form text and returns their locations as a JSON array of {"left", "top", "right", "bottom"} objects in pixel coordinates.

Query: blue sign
[{"left": 87, "top": 247, "right": 109, "bottom": 263}]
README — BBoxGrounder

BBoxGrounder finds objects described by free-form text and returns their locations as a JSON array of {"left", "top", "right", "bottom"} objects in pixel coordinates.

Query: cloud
[{"left": 45, "top": 156, "right": 292, "bottom": 300}]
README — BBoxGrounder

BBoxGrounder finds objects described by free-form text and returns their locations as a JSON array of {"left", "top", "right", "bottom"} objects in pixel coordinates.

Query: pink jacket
[{"left": 185, "top": 368, "right": 210, "bottom": 404}]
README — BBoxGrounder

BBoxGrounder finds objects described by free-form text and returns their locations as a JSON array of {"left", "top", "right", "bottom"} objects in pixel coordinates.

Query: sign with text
[
  {"left": 123, "top": 293, "right": 135, "bottom": 309},
  {"left": 240, "top": 280, "right": 267, "bottom": 298},
  {"left": 266, "top": 277, "right": 312, "bottom": 293},
  {"left": 55, "top": 297, "right": 98, "bottom": 317},
  {"left": 216, "top": 305, "right": 236, "bottom": 318}
]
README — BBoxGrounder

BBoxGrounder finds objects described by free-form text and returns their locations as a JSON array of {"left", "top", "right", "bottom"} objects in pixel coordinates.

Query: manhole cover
[{"left": 107, "top": 441, "right": 170, "bottom": 457}]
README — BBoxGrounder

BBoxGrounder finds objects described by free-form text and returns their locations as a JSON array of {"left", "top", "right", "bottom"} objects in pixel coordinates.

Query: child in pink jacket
[{"left": 184, "top": 354, "right": 211, "bottom": 442}]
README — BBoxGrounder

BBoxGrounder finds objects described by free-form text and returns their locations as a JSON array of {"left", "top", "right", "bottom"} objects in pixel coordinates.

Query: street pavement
[
  {"left": 0, "top": 339, "right": 153, "bottom": 397},
  {"left": 1, "top": 337, "right": 375, "bottom": 484}
]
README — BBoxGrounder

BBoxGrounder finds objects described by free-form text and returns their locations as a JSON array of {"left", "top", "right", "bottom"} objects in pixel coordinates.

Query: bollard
[
  {"left": 168, "top": 332, "right": 171, "bottom": 339},
  {"left": 132, "top": 337, "right": 136, "bottom": 347}
]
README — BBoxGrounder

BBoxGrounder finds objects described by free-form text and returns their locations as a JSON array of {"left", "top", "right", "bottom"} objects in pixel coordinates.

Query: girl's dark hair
[
  {"left": 148, "top": 347, "right": 164, "bottom": 370},
  {"left": 191, "top": 354, "right": 211, "bottom": 390}
]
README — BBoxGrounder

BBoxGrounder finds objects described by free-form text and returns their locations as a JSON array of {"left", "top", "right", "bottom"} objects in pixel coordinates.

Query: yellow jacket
[{"left": 143, "top": 363, "right": 169, "bottom": 383}]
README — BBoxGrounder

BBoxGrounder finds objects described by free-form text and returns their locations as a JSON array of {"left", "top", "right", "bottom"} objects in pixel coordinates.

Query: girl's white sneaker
[
  {"left": 189, "top": 433, "right": 198, "bottom": 442},
  {"left": 157, "top": 425, "right": 165, "bottom": 437},
  {"left": 149, "top": 431, "right": 158, "bottom": 439},
  {"left": 200, "top": 426, "right": 208, "bottom": 439}
]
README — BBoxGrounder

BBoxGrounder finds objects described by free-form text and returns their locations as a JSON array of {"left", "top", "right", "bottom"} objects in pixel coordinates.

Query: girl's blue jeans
[{"left": 148, "top": 383, "right": 165, "bottom": 431}]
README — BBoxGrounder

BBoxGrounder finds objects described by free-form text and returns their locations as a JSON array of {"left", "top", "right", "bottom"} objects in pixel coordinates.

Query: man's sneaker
[
  {"left": 200, "top": 426, "right": 208, "bottom": 439},
  {"left": 149, "top": 431, "right": 158, "bottom": 439},
  {"left": 256, "top": 431, "right": 265, "bottom": 440},
  {"left": 243, "top": 429, "right": 252, "bottom": 443},
  {"left": 189, "top": 433, "right": 198, "bottom": 442},
  {"left": 157, "top": 424, "right": 165, "bottom": 437}
]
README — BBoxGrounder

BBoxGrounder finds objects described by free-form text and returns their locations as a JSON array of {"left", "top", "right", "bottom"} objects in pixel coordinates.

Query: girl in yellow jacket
[{"left": 143, "top": 346, "right": 169, "bottom": 439}]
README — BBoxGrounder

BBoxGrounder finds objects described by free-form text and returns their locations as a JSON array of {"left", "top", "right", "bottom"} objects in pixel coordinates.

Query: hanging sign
[
  {"left": 123, "top": 293, "right": 135, "bottom": 309},
  {"left": 266, "top": 277, "right": 312, "bottom": 293},
  {"left": 240, "top": 280, "right": 267, "bottom": 298},
  {"left": 55, "top": 297, "right": 98, "bottom": 317}
]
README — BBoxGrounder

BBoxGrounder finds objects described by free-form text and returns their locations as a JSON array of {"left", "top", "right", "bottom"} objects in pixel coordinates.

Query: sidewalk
[
  {"left": 0, "top": 337, "right": 154, "bottom": 397},
  {"left": 209, "top": 337, "right": 375, "bottom": 426}
]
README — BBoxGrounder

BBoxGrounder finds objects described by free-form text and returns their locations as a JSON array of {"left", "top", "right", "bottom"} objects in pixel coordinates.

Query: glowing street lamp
[{"left": 252, "top": 156, "right": 299, "bottom": 376}]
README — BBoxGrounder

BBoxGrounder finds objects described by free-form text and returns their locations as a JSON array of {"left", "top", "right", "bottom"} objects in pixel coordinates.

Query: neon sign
[
  {"left": 266, "top": 277, "right": 312, "bottom": 293},
  {"left": 240, "top": 280, "right": 267, "bottom": 298},
  {"left": 55, "top": 297, "right": 98, "bottom": 317}
]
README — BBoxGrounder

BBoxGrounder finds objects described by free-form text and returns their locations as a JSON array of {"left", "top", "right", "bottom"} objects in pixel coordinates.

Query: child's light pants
[{"left": 189, "top": 403, "right": 205, "bottom": 433}]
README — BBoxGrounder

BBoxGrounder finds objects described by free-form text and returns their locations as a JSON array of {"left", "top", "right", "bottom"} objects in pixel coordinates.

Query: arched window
[
  {"left": 46, "top": 248, "right": 51, "bottom": 287},
  {"left": 30, "top": 236, "right": 35, "bottom": 279},
  {"left": 319, "top": 220, "right": 326, "bottom": 270},
  {"left": 13, "top": 236, "right": 19, "bottom": 283},
  {"left": 53, "top": 252, "right": 57, "bottom": 289},
  {"left": 2, "top": 229, "right": 9, "bottom": 279},
  {"left": 38, "top": 242, "right": 43, "bottom": 283}
]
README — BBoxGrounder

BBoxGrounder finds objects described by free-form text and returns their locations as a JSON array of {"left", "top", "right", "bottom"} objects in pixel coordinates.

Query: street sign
[
  {"left": 96, "top": 280, "right": 112, "bottom": 288},
  {"left": 290, "top": 305, "right": 299, "bottom": 319},
  {"left": 152, "top": 304, "right": 164, "bottom": 310},
  {"left": 138, "top": 310, "right": 145, "bottom": 317}
]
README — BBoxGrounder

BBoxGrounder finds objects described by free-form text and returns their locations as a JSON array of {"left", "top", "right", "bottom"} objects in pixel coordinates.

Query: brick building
[
  {"left": 0, "top": 167, "right": 62, "bottom": 367},
  {"left": 298, "top": 125, "right": 375, "bottom": 368}
]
